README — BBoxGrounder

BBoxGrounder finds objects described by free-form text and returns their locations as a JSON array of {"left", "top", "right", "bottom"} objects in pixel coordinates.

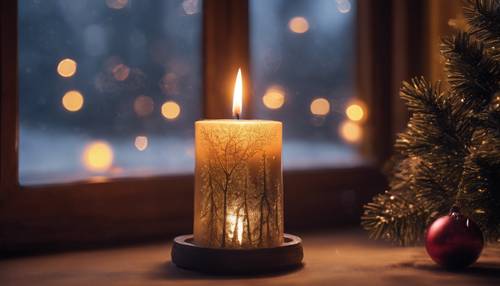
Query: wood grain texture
[{"left": 1, "top": 230, "right": 499, "bottom": 286}]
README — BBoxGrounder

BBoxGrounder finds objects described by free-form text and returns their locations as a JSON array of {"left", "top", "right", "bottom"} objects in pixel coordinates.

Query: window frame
[{"left": 1, "top": 0, "right": 425, "bottom": 253}]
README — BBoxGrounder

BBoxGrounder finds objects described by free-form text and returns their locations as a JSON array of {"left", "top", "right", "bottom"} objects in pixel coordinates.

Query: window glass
[
  {"left": 250, "top": 0, "right": 364, "bottom": 169},
  {"left": 19, "top": 0, "right": 202, "bottom": 185}
]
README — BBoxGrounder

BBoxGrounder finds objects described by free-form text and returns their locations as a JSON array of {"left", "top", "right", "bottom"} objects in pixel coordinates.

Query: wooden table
[{"left": 1, "top": 230, "right": 499, "bottom": 286}]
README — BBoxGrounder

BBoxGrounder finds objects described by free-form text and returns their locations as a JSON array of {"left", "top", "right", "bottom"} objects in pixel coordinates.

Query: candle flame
[{"left": 232, "top": 68, "right": 243, "bottom": 119}]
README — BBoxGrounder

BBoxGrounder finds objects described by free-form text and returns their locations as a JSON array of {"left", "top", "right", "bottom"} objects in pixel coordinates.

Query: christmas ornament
[{"left": 425, "top": 208, "right": 484, "bottom": 269}]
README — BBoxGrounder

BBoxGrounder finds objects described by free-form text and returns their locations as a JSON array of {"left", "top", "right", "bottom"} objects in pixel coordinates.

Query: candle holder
[
  {"left": 171, "top": 120, "right": 303, "bottom": 274},
  {"left": 172, "top": 234, "right": 303, "bottom": 274}
]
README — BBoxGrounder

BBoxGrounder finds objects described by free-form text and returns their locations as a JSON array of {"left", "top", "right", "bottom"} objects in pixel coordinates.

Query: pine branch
[
  {"left": 363, "top": 79, "right": 467, "bottom": 245},
  {"left": 464, "top": 0, "right": 500, "bottom": 57},
  {"left": 362, "top": 155, "right": 458, "bottom": 245},
  {"left": 362, "top": 190, "right": 429, "bottom": 246},
  {"left": 362, "top": 157, "right": 431, "bottom": 245},
  {"left": 442, "top": 32, "right": 500, "bottom": 110},
  {"left": 396, "top": 78, "right": 467, "bottom": 162},
  {"left": 414, "top": 161, "right": 456, "bottom": 215},
  {"left": 457, "top": 127, "right": 500, "bottom": 241}
]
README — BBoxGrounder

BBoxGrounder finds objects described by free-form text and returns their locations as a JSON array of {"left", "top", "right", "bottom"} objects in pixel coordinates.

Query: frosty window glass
[
  {"left": 19, "top": 0, "right": 202, "bottom": 185},
  {"left": 250, "top": 0, "right": 364, "bottom": 169}
]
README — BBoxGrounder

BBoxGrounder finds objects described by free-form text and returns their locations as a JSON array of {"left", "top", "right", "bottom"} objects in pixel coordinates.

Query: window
[
  {"left": 1, "top": 0, "right": 397, "bottom": 251},
  {"left": 19, "top": 0, "right": 365, "bottom": 186},
  {"left": 250, "top": 0, "right": 363, "bottom": 169},
  {"left": 19, "top": 0, "right": 202, "bottom": 185}
]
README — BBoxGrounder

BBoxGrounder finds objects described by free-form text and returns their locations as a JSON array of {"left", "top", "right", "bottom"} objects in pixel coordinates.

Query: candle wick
[{"left": 236, "top": 113, "right": 240, "bottom": 120}]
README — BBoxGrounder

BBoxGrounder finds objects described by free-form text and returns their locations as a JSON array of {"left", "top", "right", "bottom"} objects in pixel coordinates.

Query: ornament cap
[{"left": 449, "top": 206, "right": 460, "bottom": 214}]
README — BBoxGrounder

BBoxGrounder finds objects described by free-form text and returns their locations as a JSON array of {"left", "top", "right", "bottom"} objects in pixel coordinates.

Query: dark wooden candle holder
[{"left": 171, "top": 233, "right": 303, "bottom": 274}]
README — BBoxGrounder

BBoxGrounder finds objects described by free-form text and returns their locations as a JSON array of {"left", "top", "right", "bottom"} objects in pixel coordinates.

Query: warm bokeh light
[
  {"left": 134, "top": 136, "right": 148, "bottom": 151},
  {"left": 133, "top": 95, "right": 154, "bottom": 117},
  {"left": 448, "top": 18, "right": 467, "bottom": 30},
  {"left": 232, "top": 68, "right": 243, "bottom": 118},
  {"left": 106, "top": 0, "right": 128, "bottom": 9},
  {"left": 339, "top": 121, "right": 362, "bottom": 143},
  {"left": 288, "top": 17, "right": 309, "bottom": 34},
  {"left": 57, "top": 58, "right": 77, "bottom": 78},
  {"left": 346, "top": 103, "right": 365, "bottom": 122},
  {"left": 310, "top": 98, "right": 330, "bottom": 116},
  {"left": 62, "top": 90, "right": 84, "bottom": 112},
  {"left": 82, "top": 141, "right": 114, "bottom": 172},
  {"left": 112, "top": 63, "right": 130, "bottom": 81},
  {"left": 161, "top": 101, "right": 181, "bottom": 120},
  {"left": 262, "top": 85, "right": 285, "bottom": 110},
  {"left": 88, "top": 176, "right": 110, "bottom": 183}
]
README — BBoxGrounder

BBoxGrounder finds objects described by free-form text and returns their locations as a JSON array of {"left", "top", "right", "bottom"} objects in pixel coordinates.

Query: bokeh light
[
  {"left": 262, "top": 85, "right": 285, "bottom": 110},
  {"left": 57, "top": 58, "right": 77, "bottom": 78},
  {"left": 112, "top": 63, "right": 130, "bottom": 81},
  {"left": 339, "top": 121, "right": 362, "bottom": 143},
  {"left": 161, "top": 101, "right": 181, "bottom": 120},
  {"left": 159, "top": 72, "right": 179, "bottom": 95},
  {"left": 336, "top": 0, "right": 352, "bottom": 14},
  {"left": 448, "top": 18, "right": 468, "bottom": 30},
  {"left": 88, "top": 176, "right": 109, "bottom": 183},
  {"left": 288, "top": 17, "right": 309, "bottom": 34},
  {"left": 62, "top": 90, "right": 84, "bottom": 112},
  {"left": 134, "top": 136, "right": 148, "bottom": 151},
  {"left": 310, "top": 98, "right": 330, "bottom": 116},
  {"left": 82, "top": 141, "right": 114, "bottom": 172},
  {"left": 106, "top": 0, "right": 128, "bottom": 9},
  {"left": 182, "top": 0, "right": 200, "bottom": 15},
  {"left": 133, "top": 95, "right": 154, "bottom": 117},
  {"left": 346, "top": 103, "right": 365, "bottom": 122}
]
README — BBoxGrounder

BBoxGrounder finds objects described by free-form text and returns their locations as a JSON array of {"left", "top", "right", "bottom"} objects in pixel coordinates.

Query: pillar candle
[{"left": 193, "top": 119, "right": 283, "bottom": 248}]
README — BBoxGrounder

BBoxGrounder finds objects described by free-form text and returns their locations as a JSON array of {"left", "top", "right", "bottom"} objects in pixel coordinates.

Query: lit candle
[{"left": 194, "top": 69, "right": 283, "bottom": 249}]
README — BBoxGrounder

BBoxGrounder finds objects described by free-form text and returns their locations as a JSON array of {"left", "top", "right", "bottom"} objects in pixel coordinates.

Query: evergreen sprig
[
  {"left": 464, "top": 0, "right": 500, "bottom": 58},
  {"left": 442, "top": 32, "right": 500, "bottom": 109},
  {"left": 362, "top": 0, "right": 500, "bottom": 245}
]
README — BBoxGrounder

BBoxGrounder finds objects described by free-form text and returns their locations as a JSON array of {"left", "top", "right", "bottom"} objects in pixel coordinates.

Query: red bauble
[{"left": 425, "top": 208, "right": 484, "bottom": 269}]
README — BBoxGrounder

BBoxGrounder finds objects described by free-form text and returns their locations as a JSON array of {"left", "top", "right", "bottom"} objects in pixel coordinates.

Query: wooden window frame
[{"left": 1, "top": 0, "right": 427, "bottom": 254}]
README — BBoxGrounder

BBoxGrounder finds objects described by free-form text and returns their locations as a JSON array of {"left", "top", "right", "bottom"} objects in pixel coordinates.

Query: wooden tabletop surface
[{"left": 1, "top": 230, "right": 499, "bottom": 286}]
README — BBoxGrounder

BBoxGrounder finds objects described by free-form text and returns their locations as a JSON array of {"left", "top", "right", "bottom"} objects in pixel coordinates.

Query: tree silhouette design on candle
[{"left": 194, "top": 120, "right": 283, "bottom": 249}]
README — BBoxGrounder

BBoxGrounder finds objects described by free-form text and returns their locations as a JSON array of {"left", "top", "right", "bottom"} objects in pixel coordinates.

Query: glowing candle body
[{"left": 194, "top": 120, "right": 283, "bottom": 249}]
